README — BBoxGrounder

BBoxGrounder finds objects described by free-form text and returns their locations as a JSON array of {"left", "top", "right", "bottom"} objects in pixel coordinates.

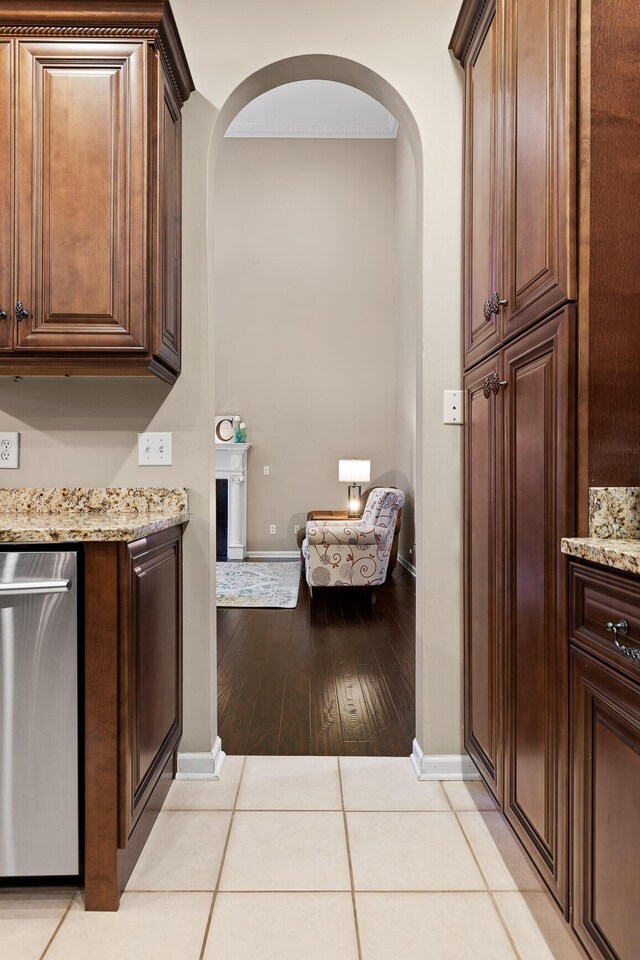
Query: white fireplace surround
[{"left": 215, "top": 442, "right": 251, "bottom": 560}]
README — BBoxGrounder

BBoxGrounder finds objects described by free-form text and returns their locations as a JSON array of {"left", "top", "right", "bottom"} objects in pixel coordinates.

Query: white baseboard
[
  {"left": 397, "top": 554, "right": 416, "bottom": 577},
  {"left": 176, "top": 736, "right": 226, "bottom": 780},
  {"left": 245, "top": 550, "right": 300, "bottom": 560},
  {"left": 410, "top": 739, "right": 481, "bottom": 780}
]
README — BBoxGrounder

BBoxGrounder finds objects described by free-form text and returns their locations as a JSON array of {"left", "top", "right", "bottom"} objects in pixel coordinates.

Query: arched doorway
[{"left": 207, "top": 56, "right": 424, "bottom": 759}]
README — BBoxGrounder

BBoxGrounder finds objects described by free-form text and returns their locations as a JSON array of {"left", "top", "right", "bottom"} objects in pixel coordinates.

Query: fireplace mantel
[{"left": 215, "top": 443, "right": 251, "bottom": 560}]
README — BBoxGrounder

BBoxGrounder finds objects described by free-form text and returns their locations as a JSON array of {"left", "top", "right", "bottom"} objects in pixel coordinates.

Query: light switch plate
[
  {"left": 0, "top": 432, "right": 19, "bottom": 468},
  {"left": 138, "top": 432, "right": 172, "bottom": 466},
  {"left": 443, "top": 389, "right": 464, "bottom": 425}
]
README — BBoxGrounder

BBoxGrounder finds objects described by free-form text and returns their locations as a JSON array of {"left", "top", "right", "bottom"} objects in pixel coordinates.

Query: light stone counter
[
  {"left": 0, "top": 487, "right": 189, "bottom": 543},
  {"left": 562, "top": 486, "right": 640, "bottom": 575},
  {"left": 561, "top": 537, "right": 640, "bottom": 576}
]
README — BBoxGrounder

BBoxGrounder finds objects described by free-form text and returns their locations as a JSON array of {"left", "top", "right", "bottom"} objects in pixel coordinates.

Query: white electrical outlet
[
  {"left": 263, "top": 466, "right": 270, "bottom": 475},
  {"left": 294, "top": 524, "right": 301, "bottom": 534},
  {"left": 269, "top": 524, "right": 277, "bottom": 535},
  {"left": 0, "top": 432, "right": 19, "bottom": 469},
  {"left": 138, "top": 432, "right": 173, "bottom": 466},
  {"left": 443, "top": 389, "right": 464, "bottom": 424}
]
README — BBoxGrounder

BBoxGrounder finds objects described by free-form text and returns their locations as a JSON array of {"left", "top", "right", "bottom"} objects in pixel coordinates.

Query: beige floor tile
[
  {"left": 494, "top": 892, "right": 584, "bottom": 960},
  {"left": 164, "top": 756, "right": 244, "bottom": 810},
  {"left": 356, "top": 892, "right": 517, "bottom": 959},
  {"left": 126, "top": 811, "right": 231, "bottom": 891},
  {"left": 237, "top": 756, "right": 341, "bottom": 810},
  {"left": 0, "top": 889, "right": 74, "bottom": 960},
  {"left": 220, "top": 811, "right": 350, "bottom": 891},
  {"left": 347, "top": 812, "right": 485, "bottom": 891},
  {"left": 339, "top": 757, "right": 449, "bottom": 811},
  {"left": 203, "top": 892, "right": 358, "bottom": 959},
  {"left": 45, "top": 892, "right": 211, "bottom": 960},
  {"left": 443, "top": 779, "right": 498, "bottom": 811},
  {"left": 457, "top": 812, "right": 541, "bottom": 891}
]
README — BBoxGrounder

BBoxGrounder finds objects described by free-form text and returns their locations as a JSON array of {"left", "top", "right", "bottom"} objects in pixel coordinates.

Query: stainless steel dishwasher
[{"left": 0, "top": 549, "right": 80, "bottom": 878}]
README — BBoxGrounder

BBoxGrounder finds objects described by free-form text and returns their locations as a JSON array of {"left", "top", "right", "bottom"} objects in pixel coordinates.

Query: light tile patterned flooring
[{"left": 2, "top": 756, "right": 583, "bottom": 960}]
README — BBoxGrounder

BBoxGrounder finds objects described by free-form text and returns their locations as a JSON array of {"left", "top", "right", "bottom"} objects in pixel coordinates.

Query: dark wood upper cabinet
[
  {"left": 502, "top": 306, "right": 575, "bottom": 906},
  {"left": 463, "top": 354, "right": 503, "bottom": 801},
  {"left": 0, "top": 2, "right": 194, "bottom": 382},
  {"left": 152, "top": 67, "right": 183, "bottom": 373},
  {"left": 16, "top": 41, "right": 147, "bottom": 353},
  {"left": 454, "top": 0, "right": 577, "bottom": 368},
  {"left": 462, "top": 2, "right": 502, "bottom": 368},
  {"left": 0, "top": 40, "right": 11, "bottom": 353},
  {"left": 502, "top": 0, "right": 576, "bottom": 338},
  {"left": 571, "top": 645, "right": 640, "bottom": 960}
]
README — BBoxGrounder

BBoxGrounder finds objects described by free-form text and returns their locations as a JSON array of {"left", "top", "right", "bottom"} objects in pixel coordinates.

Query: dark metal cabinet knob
[
  {"left": 484, "top": 292, "right": 508, "bottom": 321},
  {"left": 15, "top": 301, "right": 28, "bottom": 321},
  {"left": 0, "top": 307, "right": 6, "bottom": 320},
  {"left": 482, "top": 373, "right": 508, "bottom": 398},
  {"left": 606, "top": 619, "right": 640, "bottom": 662}
]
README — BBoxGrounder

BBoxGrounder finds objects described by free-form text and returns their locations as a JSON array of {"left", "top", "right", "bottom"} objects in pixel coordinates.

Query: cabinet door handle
[
  {"left": 15, "top": 301, "right": 28, "bottom": 321},
  {"left": 484, "top": 293, "right": 508, "bottom": 321},
  {"left": 606, "top": 619, "right": 640, "bottom": 662},
  {"left": 0, "top": 307, "right": 6, "bottom": 320},
  {"left": 482, "top": 373, "right": 508, "bottom": 398}
]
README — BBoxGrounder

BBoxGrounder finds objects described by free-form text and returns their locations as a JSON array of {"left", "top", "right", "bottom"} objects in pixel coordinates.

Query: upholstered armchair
[{"left": 302, "top": 487, "right": 405, "bottom": 601}]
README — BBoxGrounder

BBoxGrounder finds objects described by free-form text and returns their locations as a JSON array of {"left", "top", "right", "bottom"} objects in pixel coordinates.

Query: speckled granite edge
[
  {"left": 0, "top": 487, "right": 188, "bottom": 515},
  {"left": 589, "top": 487, "right": 640, "bottom": 538},
  {"left": 561, "top": 537, "right": 640, "bottom": 576},
  {"left": 0, "top": 511, "right": 190, "bottom": 543}
]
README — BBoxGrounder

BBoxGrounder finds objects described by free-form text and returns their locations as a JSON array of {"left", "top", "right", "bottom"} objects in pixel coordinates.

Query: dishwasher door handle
[{"left": 0, "top": 579, "right": 71, "bottom": 595}]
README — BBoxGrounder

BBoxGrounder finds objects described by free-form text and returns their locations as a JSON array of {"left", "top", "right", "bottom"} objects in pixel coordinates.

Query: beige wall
[
  {"left": 394, "top": 128, "right": 419, "bottom": 565},
  {"left": 213, "top": 137, "right": 398, "bottom": 552},
  {"left": 0, "top": 0, "right": 464, "bottom": 757}
]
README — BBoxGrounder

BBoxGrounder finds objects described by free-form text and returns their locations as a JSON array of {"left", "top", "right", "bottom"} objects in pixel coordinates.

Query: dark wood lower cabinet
[
  {"left": 464, "top": 307, "right": 575, "bottom": 908},
  {"left": 502, "top": 307, "right": 575, "bottom": 907},
  {"left": 84, "top": 525, "right": 183, "bottom": 910},
  {"left": 571, "top": 645, "right": 640, "bottom": 960},
  {"left": 463, "top": 354, "right": 503, "bottom": 802}
]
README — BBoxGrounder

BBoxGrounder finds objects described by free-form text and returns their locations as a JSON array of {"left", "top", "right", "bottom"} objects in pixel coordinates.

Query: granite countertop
[
  {"left": 0, "top": 487, "right": 190, "bottom": 543},
  {"left": 561, "top": 487, "right": 640, "bottom": 575},
  {"left": 561, "top": 537, "right": 640, "bottom": 576}
]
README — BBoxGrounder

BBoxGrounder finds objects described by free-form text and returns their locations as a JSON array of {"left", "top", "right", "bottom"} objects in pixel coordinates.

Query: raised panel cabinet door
[
  {"left": 502, "top": 0, "right": 576, "bottom": 339},
  {"left": 151, "top": 66, "right": 182, "bottom": 374},
  {"left": 119, "top": 526, "right": 182, "bottom": 844},
  {"left": 463, "top": 1, "right": 503, "bottom": 369},
  {"left": 502, "top": 306, "right": 575, "bottom": 907},
  {"left": 571, "top": 647, "right": 640, "bottom": 960},
  {"left": 0, "top": 41, "right": 12, "bottom": 351},
  {"left": 464, "top": 354, "right": 503, "bottom": 801},
  {"left": 15, "top": 41, "right": 147, "bottom": 351}
]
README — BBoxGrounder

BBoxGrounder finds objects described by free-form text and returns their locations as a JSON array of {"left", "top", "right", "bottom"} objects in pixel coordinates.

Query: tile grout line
[
  {"left": 38, "top": 892, "right": 77, "bottom": 960},
  {"left": 337, "top": 758, "right": 364, "bottom": 960},
  {"left": 443, "top": 787, "right": 524, "bottom": 960},
  {"left": 197, "top": 755, "right": 247, "bottom": 960}
]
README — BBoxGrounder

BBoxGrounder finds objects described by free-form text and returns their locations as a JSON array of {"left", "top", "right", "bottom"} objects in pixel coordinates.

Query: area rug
[{"left": 216, "top": 561, "right": 301, "bottom": 608}]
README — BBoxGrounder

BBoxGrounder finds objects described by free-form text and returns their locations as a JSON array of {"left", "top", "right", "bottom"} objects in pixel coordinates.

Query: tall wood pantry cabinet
[
  {"left": 454, "top": 0, "right": 577, "bottom": 906},
  {"left": 0, "top": 2, "right": 194, "bottom": 382},
  {"left": 453, "top": 0, "right": 640, "bottom": 953}
]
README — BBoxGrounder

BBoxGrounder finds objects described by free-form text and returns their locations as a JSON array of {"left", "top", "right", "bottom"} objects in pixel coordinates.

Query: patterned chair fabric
[{"left": 302, "top": 487, "right": 405, "bottom": 589}]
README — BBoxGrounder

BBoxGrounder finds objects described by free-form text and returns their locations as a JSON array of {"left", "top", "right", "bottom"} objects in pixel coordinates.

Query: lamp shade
[{"left": 338, "top": 459, "right": 371, "bottom": 484}]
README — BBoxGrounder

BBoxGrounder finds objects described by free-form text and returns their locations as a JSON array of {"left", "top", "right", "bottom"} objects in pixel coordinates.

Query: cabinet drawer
[{"left": 569, "top": 561, "right": 640, "bottom": 681}]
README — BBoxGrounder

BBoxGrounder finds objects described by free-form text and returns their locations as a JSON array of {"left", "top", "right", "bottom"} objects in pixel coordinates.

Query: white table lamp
[{"left": 338, "top": 459, "right": 371, "bottom": 517}]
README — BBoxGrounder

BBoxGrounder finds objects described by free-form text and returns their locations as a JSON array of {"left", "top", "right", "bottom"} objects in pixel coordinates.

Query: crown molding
[
  {"left": 449, "top": 0, "right": 492, "bottom": 65},
  {"left": 0, "top": 1, "right": 194, "bottom": 105}
]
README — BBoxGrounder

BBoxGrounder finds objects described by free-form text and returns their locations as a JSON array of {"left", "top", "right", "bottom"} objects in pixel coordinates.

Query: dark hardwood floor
[{"left": 217, "top": 564, "right": 416, "bottom": 756}]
